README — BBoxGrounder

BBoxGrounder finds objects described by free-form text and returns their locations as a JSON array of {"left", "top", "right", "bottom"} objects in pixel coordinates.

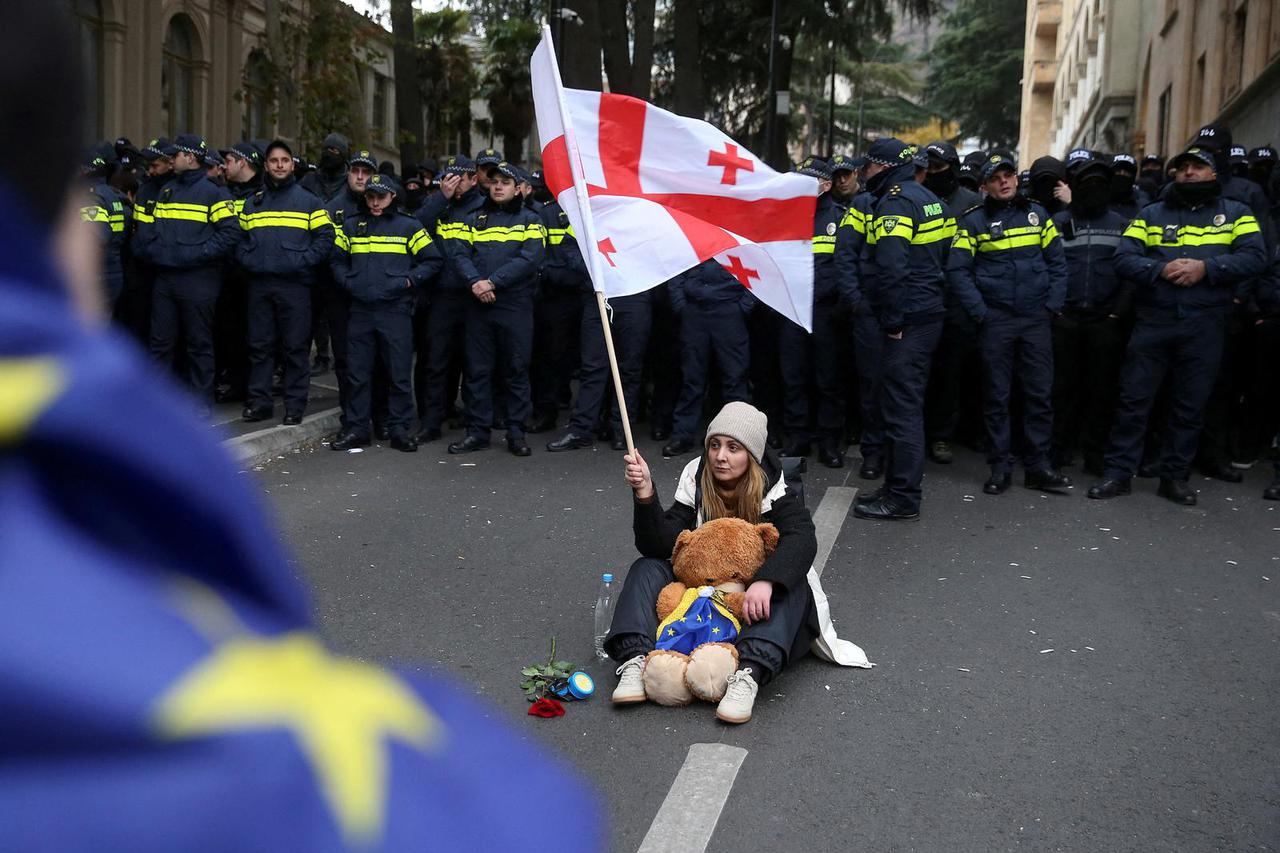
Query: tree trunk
[
  {"left": 629, "top": 0, "right": 656, "bottom": 99},
  {"left": 671, "top": 0, "right": 703, "bottom": 117},
  {"left": 559, "top": 0, "right": 602, "bottom": 90},
  {"left": 766, "top": 20, "right": 796, "bottom": 169},
  {"left": 389, "top": 0, "right": 423, "bottom": 173},
  {"left": 598, "top": 0, "right": 632, "bottom": 95}
]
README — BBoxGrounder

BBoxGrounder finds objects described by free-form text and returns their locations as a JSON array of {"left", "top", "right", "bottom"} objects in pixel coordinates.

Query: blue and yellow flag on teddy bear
[{"left": 655, "top": 586, "right": 741, "bottom": 654}]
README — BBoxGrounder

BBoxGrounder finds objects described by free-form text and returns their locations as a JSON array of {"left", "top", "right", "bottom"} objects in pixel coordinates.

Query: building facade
[
  {"left": 1018, "top": 0, "right": 1280, "bottom": 162},
  {"left": 68, "top": 0, "right": 401, "bottom": 164}
]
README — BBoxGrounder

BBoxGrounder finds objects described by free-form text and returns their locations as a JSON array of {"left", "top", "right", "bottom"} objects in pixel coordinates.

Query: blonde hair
[{"left": 699, "top": 454, "right": 766, "bottom": 524}]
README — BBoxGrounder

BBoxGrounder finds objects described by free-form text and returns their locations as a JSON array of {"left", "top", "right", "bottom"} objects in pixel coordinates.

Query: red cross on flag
[{"left": 531, "top": 27, "right": 817, "bottom": 330}]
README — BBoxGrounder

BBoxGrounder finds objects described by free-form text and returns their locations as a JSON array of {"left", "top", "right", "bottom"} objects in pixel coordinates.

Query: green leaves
[
  {"left": 518, "top": 638, "right": 579, "bottom": 702},
  {"left": 925, "top": 0, "right": 1026, "bottom": 148}
]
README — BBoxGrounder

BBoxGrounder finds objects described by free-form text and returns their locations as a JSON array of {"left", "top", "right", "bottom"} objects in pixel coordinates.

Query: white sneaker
[
  {"left": 715, "top": 667, "right": 758, "bottom": 724},
  {"left": 612, "top": 655, "right": 647, "bottom": 704}
]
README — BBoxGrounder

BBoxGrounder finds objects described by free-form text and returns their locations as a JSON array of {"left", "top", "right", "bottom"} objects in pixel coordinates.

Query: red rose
[{"left": 527, "top": 697, "right": 565, "bottom": 718}]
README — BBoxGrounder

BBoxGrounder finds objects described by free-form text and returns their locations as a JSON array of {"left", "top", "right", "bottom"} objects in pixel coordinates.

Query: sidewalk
[{"left": 212, "top": 373, "right": 342, "bottom": 466}]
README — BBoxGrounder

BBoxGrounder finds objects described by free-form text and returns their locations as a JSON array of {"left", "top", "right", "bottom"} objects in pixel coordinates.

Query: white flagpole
[{"left": 539, "top": 26, "right": 636, "bottom": 456}]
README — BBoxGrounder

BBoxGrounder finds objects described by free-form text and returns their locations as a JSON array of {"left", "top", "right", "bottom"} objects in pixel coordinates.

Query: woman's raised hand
[{"left": 623, "top": 448, "right": 654, "bottom": 500}]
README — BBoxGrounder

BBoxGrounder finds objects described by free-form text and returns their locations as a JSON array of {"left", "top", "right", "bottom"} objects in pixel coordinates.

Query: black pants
[
  {"left": 979, "top": 309, "right": 1054, "bottom": 474},
  {"left": 1243, "top": 318, "right": 1280, "bottom": 456},
  {"left": 779, "top": 299, "right": 846, "bottom": 441},
  {"left": 420, "top": 290, "right": 470, "bottom": 433},
  {"left": 603, "top": 557, "right": 814, "bottom": 687},
  {"left": 317, "top": 277, "right": 352, "bottom": 427},
  {"left": 531, "top": 288, "right": 584, "bottom": 422},
  {"left": 646, "top": 284, "right": 683, "bottom": 433},
  {"left": 464, "top": 296, "right": 534, "bottom": 440},
  {"left": 214, "top": 268, "right": 250, "bottom": 400},
  {"left": 568, "top": 292, "right": 652, "bottom": 436},
  {"left": 150, "top": 272, "right": 220, "bottom": 408},
  {"left": 925, "top": 310, "right": 982, "bottom": 445},
  {"left": 1103, "top": 312, "right": 1226, "bottom": 481},
  {"left": 1198, "top": 315, "right": 1251, "bottom": 467},
  {"left": 748, "top": 306, "right": 783, "bottom": 431},
  {"left": 672, "top": 303, "right": 750, "bottom": 441},
  {"left": 881, "top": 318, "right": 943, "bottom": 511},
  {"left": 1050, "top": 311, "right": 1126, "bottom": 461},
  {"left": 344, "top": 301, "right": 414, "bottom": 439},
  {"left": 851, "top": 310, "right": 886, "bottom": 460},
  {"left": 246, "top": 277, "right": 312, "bottom": 416}
]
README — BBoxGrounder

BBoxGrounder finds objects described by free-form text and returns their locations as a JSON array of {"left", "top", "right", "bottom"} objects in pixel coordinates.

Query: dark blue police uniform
[
  {"left": 834, "top": 190, "right": 882, "bottom": 474},
  {"left": 530, "top": 200, "right": 586, "bottom": 431},
  {"left": 82, "top": 180, "right": 130, "bottom": 307}
]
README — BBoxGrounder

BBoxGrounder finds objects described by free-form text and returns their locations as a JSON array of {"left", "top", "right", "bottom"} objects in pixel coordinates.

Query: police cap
[
  {"left": 348, "top": 149, "right": 378, "bottom": 171},
  {"left": 476, "top": 148, "right": 503, "bottom": 167},
  {"left": 794, "top": 156, "right": 832, "bottom": 180},
  {"left": 141, "top": 137, "right": 172, "bottom": 162},
  {"left": 1228, "top": 144, "right": 1249, "bottom": 165},
  {"left": 441, "top": 154, "right": 476, "bottom": 175},
  {"left": 829, "top": 154, "right": 864, "bottom": 174},
  {"left": 1249, "top": 146, "right": 1277, "bottom": 165},
  {"left": 1111, "top": 152, "right": 1137, "bottom": 173},
  {"left": 492, "top": 160, "right": 521, "bottom": 181},
  {"left": 865, "top": 137, "right": 916, "bottom": 167},
  {"left": 980, "top": 152, "right": 1018, "bottom": 182},
  {"left": 1194, "top": 123, "right": 1232, "bottom": 152},
  {"left": 364, "top": 173, "right": 397, "bottom": 196},
  {"left": 83, "top": 140, "right": 117, "bottom": 173},
  {"left": 224, "top": 142, "right": 263, "bottom": 169},
  {"left": 168, "top": 134, "right": 207, "bottom": 158},
  {"left": 925, "top": 141, "right": 960, "bottom": 169},
  {"left": 1168, "top": 146, "right": 1217, "bottom": 172}
]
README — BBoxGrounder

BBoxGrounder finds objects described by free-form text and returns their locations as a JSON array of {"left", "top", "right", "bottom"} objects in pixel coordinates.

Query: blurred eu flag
[
  {"left": 0, "top": 195, "right": 601, "bottom": 850},
  {"left": 655, "top": 587, "right": 741, "bottom": 654}
]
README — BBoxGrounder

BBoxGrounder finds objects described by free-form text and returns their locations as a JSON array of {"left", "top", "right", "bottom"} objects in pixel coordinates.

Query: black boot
[
  {"left": 1157, "top": 477, "right": 1197, "bottom": 506},
  {"left": 853, "top": 496, "right": 919, "bottom": 521},
  {"left": 1024, "top": 468, "right": 1072, "bottom": 493},
  {"left": 1264, "top": 477, "right": 1280, "bottom": 501},
  {"left": 858, "top": 455, "right": 884, "bottom": 480},
  {"left": 983, "top": 471, "right": 1012, "bottom": 495},
  {"left": 242, "top": 406, "right": 273, "bottom": 422},
  {"left": 662, "top": 438, "right": 696, "bottom": 457},
  {"left": 507, "top": 436, "right": 532, "bottom": 457},
  {"left": 547, "top": 431, "right": 594, "bottom": 452},
  {"left": 389, "top": 434, "right": 418, "bottom": 453},
  {"left": 818, "top": 439, "right": 843, "bottom": 469},
  {"left": 330, "top": 431, "right": 371, "bottom": 451},
  {"left": 1087, "top": 477, "right": 1132, "bottom": 499},
  {"left": 782, "top": 440, "right": 811, "bottom": 458},
  {"left": 447, "top": 435, "right": 490, "bottom": 454}
]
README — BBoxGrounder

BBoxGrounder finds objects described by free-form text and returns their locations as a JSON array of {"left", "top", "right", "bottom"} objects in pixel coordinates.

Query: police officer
[
  {"left": 475, "top": 148, "right": 503, "bottom": 191},
  {"left": 80, "top": 141, "right": 130, "bottom": 309},
  {"left": 851, "top": 138, "right": 954, "bottom": 521},
  {"left": 132, "top": 134, "right": 241, "bottom": 412},
  {"left": 528, "top": 170, "right": 584, "bottom": 435},
  {"left": 1049, "top": 149, "right": 1133, "bottom": 476},
  {"left": 316, "top": 149, "right": 377, "bottom": 432},
  {"left": 330, "top": 174, "right": 442, "bottom": 451},
  {"left": 236, "top": 140, "right": 333, "bottom": 425},
  {"left": 922, "top": 141, "right": 983, "bottom": 464},
  {"left": 545, "top": 201, "right": 654, "bottom": 453},
  {"left": 1088, "top": 144, "right": 1267, "bottom": 505},
  {"left": 661, "top": 258, "right": 755, "bottom": 457},
  {"left": 829, "top": 154, "right": 860, "bottom": 205},
  {"left": 1027, "top": 156, "right": 1069, "bottom": 217},
  {"left": 777, "top": 156, "right": 845, "bottom": 468},
  {"left": 447, "top": 161, "right": 546, "bottom": 456},
  {"left": 300, "top": 132, "right": 351, "bottom": 203},
  {"left": 834, "top": 157, "right": 884, "bottom": 479},
  {"left": 214, "top": 141, "right": 264, "bottom": 405},
  {"left": 1138, "top": 154, "right": 1166, "bottom": 201},
  {"left": 418, "top": 155, "right": 486, "bottom": 443},
  {"left": 1108, "top": 153, "right": 1149, "bottom": 219},
  {"left": 949, "top": 153, "right": 1071, "bottom": 495},
  {"left": 959, "top": 150, "right": 986, "bottom": 193}
]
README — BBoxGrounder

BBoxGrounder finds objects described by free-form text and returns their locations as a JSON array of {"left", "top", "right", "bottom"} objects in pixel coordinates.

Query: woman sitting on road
[{"left": 605, "top": 402, "right": 871, "bottom": 724}]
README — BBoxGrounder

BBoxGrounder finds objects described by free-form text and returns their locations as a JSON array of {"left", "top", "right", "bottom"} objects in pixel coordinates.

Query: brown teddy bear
[{"left": 642, "top": 517, "right": 779, "bottom": 706}]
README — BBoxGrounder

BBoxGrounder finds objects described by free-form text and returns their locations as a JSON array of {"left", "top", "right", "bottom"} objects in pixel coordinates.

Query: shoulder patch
[{"left": 963, "top": 203, "right": 983, "bottom": 215}]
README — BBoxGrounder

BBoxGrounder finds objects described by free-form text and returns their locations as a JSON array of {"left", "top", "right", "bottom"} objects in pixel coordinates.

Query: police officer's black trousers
[
  {"left": 568, "top": 292, "right": 652, "bottom": 436},
  {"left": 603, "top": 557, "right": 815, "bottom": 687},
  {"left": 1244, "top": 318, "right": 1280, "bottom": 455},
  {"left": 646, "top": 285, "right": 683, "bottom": 432},
  {"left": 420, "top": 291, "right": 470, "bottom": 432},
  {"left": 464, "top": 296, "right": 534, "bottom": 440},
  {"left": 531, "top": 288, "right": 584, "bottom": 421},
  {"left": 344, "top": 302, "right": 414, "bottom": 439},
  {"left": 779, "top": 298, "right": 846, "bottom": 441},
  {"left": 214, "top": 269, "right": 250, "bottom": 399},
  {"left": 925, "top": 311, "right": 982, "bottom": 445},
  {"left": 881, "top": 319, "right": 943, "bottom": 512},
  {"left": 979, "top": 309, "right": 1054, "bottom": 474},
  {"left": 316, "top": 277, "right": 351, "bottom": 425},
  {"left": 1197, "top": 315, "right": 1251, "bottom": 468},
  {"left": 150, "top": 272, "right": 220, "bottom": 407},
  {"left": 1050, "top": 311, "right": 1126, "bottom": 462},
  {"left": 1103, "top": 313, "right": 1226, "bottom": 481},
  {"left": 246, "top": 277, "right": 312, "bottom": 416},
  {"left": 851, "top": 311, "right": 886, "bottom": 461},
  {"left": 671, "top": 304, "right": 750, "bottom": 442}
]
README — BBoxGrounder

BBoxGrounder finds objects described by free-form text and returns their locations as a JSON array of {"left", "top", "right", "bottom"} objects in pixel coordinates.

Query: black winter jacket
[
  {"left": 132, "top": 168, "right": 241, "bottom": 272},
  {"left": 1113, "top": 186, "right": 1267, "bottom": 319},
  {"left": 82, "top": 181, "right": 130, "bottom": 298},
  {"left": 431, "top": 187, "right": 488, "bottom": 293},
  {"left": 235, "top": 176, "right": 333, "bottom": 281},
  {"left": 811, "top": 193, "right": 842, "bottom": 304},
  {"left": 331, "top": 209, "right": 442, "bottom": 306},
  {"left": 1050, "top": 206, "right": 1134, "bottom": 316},
  {"left": 452, "top": 196, "right": 546, "bottom": 295},
  {"left": 539, "top": 201, "right": 590, "bottom": 293},
  {"left": 632, "top": 450, "right": 818, "bottom": 595},
  {"left": 834, "top": 191, "right": 875, "bottom": 314}
]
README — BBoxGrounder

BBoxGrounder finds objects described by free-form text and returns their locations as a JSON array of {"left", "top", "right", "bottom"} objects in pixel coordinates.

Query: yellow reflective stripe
[
  {"left": 233, "top": 198, "right": 248, "bottom": 215},
  {"left": 547, "top": 226, "right": 576, "bottom": 245},
  {"left": 911, "top": 217, "right": 956, "bottom": 245},
  {"left": 473, "top": 227, "right": 546, "bottom": 243},
  {"left": 309, "top": 209, "right": 331, "bottom": 230},
  {"left": 813, "top": 242, "right": 836, "bottom": 255},
  {"left": 976, "top": 234, "right": 1043, "bottom": 252},
  {"left": 873, "top": 213, "right": 914, "bottom": 240},
  {"left": 1039, "top": 220, "right": 1060, "bottom": 247},
  {"left": 134, "top": 208, "right": 155, "bottom": 224},
  {"left": 952, "top": 230, "right": 976, "bottom": 254},
  {"left": 241, "top": 217, "right": 312, "bottom": 231},
  {"left": 407, "top": 229, "right": 432, "bottom": 255},
  {"left": 159, "top": 202, "right": 211, "bottom": 214},
  {"left": 242, "top": 210, "right": 310, "bottom": 222},
  {"left": 1232, "top": 215, "right": 1260, "bottom": 236},
  {"left": 1123, "top": 219, "right": 1148, "bottom": 241},
  {"left": 838, "top": 208, "right": 867, "bottom": 235},
  {"left": 350, "top": 244, "right": 409, "bottom": 255},
  {"left": 437, "top": 222, "right": 473, "bottom": 243},
  {"left": 0, "top": 357, "right": 66, "bottom": 445},
  {"left": 153, "top": 207, "right": 208, "bottom": 223},
  {"left": 210, "top": 201, "right": 236, "bottom": 223},
  {"left": 334, "top": 231, "right": 351, "bottom": 252},
  {"left": 81, "top": 206, "right": 108, "bottom": 223}
]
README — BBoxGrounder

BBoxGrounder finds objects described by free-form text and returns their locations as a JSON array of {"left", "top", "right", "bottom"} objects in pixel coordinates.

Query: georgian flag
[{"left": 530, "top": 27, "right": 818, "bottom": 330}]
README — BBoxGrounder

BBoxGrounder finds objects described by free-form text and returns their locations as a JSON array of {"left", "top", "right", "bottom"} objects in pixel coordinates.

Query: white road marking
[
  {"left": 811, "top": 486, "right": 857, "bottom": 579},
  {"left": 636, "top": 743, "right": 748, "bottom": 853}
]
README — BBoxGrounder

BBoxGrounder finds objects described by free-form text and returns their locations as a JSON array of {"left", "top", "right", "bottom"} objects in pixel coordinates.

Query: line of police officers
[{"left": 82, "top": 121, "right": 1280, "bottom": 517}]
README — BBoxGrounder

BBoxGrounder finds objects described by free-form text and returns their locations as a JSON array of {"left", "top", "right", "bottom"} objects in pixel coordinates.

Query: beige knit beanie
[{"left": 704, "top": 401, "right": 768, "bottom": 462}]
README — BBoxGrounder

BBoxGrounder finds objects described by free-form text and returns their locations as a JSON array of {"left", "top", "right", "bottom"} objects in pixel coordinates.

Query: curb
[{"left": 227, "top": 407, "right": 341, "bottom": 465}]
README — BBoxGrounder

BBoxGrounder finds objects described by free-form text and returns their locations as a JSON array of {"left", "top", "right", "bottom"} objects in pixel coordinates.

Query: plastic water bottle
[{"left": 592, "top": 573, "right": 615, "bottom": 661}]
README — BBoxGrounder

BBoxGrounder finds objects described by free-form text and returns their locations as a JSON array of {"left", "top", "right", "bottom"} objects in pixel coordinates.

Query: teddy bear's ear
[
  {"left": 671, "top": 528, "right": 694, "bottom": 562},
  {"left": 757, "top": 523, "right": 780, "bottom": 556}
]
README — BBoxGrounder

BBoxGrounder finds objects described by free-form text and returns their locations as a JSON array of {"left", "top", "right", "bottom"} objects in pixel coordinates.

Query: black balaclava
[
  {"left": 924, "top": 167, "right": 958, "bottom": 200},
  {"left": 1072, "top": 171, "right": 1111, "bottom": 216},
  {"left": 1172, "top": 176, "right": 1222, "bottom": 207},
  {"left": 1029, "top": 156, "right": 1066, "bottom": 214},
  {"left": 1109, "top": 167, "right": 1136, "bottom": 204}
]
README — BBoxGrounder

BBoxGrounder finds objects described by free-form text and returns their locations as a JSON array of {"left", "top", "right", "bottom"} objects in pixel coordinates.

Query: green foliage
[
  {"left": 416, "top": 7, "right": 478, "bottom": 156},
  {"left": 926, "top": 0, "right": 1025, "bottom": 148},
  {"left": 518, "top": 638, "right": 577, "bottom": 701},
  {"left": 296, "top": 0, "right": 378, "bottom": 156},
  {"left": 474, "top": 16, "right": 541, "bottom": 158}
]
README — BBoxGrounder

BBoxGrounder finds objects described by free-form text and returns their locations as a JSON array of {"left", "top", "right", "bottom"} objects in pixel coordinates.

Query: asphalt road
[{"left": 254, "top": 431, "right": 1280, "bottom": 852}]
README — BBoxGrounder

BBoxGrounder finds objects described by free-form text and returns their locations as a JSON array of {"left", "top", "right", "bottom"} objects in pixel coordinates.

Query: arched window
[
  {"left": 73, "top": 0, "right": 104, "bottom": 138},
  {"left": 162, "top": 15, "right": 198, "bottom": 137},
  {"left": 244, "top": 50, "right": 272, "bottom": 140}
]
